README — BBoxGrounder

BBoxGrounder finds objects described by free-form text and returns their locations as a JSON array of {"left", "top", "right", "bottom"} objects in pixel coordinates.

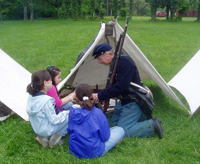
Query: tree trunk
[
  {"left": 130, "top": 7, "right": 134, "bottom": 17},
  {"left": 136, "top": 7, "right": 140, "bottom": 16},
  {"left": 30, "top": 0, "right": 34, "bottom": 22},
  {"left": 24, "top": 6, "right": 28, "bottom": 21},
  {"left": 178, "top": 8, "right": 184, "bottom": 21},
  {"left": 178, "top": 14, "right": 183, "bottom": 21},
  {"left": 151, "top": 5, "right": 157, "bottom": 21},
  {"left": 129, "top": 0, "right": 134, "bottom": 17},
  {"left": 166, "top": 4, "right": 170, "bottom": 20},
  {"left": 170, "top": 0, "right": 177, "bottom": 21},
  {"left": 170, "top": 9, "right": 176, "bottom": 21}
]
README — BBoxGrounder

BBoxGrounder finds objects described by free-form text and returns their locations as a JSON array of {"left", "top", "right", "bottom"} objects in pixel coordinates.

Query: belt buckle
[{"left": 118, "top": 95, "right": 122, "bottom": 100}]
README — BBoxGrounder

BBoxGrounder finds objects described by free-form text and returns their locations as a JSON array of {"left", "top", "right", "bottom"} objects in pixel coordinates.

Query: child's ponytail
[
  {"left": 27, "top": 70, "right": 51, "bottom": 96},
  {"left": 79, "top": 98, "right": 95, "bottom": 111},
  {"left": 75, "top": 84, "right": 95, "bottom": 110},
  {"left": 27, "top": 82, "right": 38, "bottom": 96}
]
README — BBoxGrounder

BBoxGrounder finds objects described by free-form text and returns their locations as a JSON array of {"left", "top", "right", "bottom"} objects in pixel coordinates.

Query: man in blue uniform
[{"left": 92, "top": 43, "right": 163, "bottom": 139}]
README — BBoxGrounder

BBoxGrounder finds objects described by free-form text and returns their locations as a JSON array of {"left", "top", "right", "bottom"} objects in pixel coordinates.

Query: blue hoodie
[
  {"left": 67, "top": 105, "right": 110, "bottom": 159},
  {"left": 26, "top": 91, "right": 69, "bottom": 137}
]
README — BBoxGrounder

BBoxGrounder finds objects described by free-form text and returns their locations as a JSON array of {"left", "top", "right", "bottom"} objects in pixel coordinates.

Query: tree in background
[
  {"left": 29, "top": 0, "right": 33, "bottom": 22},
  {"left": 0, "top": 0, "right": 199, "bottom": 21},
  {"left": 146, "top": 0, "right": 160, "bottom": 21},
  {"left": 81, "top": 0, "right": 90, "bottom": 18},
  {"left": 99, "top": 1, "right": 106, "bottom": 18},
  {"left": 45, "top": 0, "right": 62, "bottom": 9},
  {"left": 90, "top": 0, "right": 95, "bottom": 19},
  {"left": 106, "top": 0, "right": 109, "bottom": 16},
  {"left": 119, "top": 0, "right": 126, "bottom": 8},
  {"left": 165, "top": 0, "right": 170, "bottom": 20},
  {"left": 110, "top": 0, "right": 113, "bottom": 16},
  {"left": 177, "top": 0, "right": 189, "bottom": 20},
  {"left": 135, "top": 0, "right": 149, "bottom": 16},
  {"left": 112, "top": 0, "right": 118, "bottom": 18},
  {"left": 129, "top": 0, "right": 134, "bottom": 17},
  {"left": 55, "top": 0, "right": 68, "bottom": 19},
  {"left": 23, "top": 0, "right": 28, "bottom": 20},
  {"left": 77, "top": 0, "right": 82, "bottom": 17},
  {"left": 72, "top": 0, "right": 78, "bottom": 20},
  {"left": 170, "top": 0, "right": 178, "bottom": 20},
  {"left": 120, "top": 7, "right": 127, "bottom": 18},
  {"left": 189, "top": 0, "right": 200, "bottom": 21},
  {"left": 65, "top": 0, "right": 72, "bottom": 18},
  {"left": 0, "top": 0, "right": 4, "bottom": 22}
]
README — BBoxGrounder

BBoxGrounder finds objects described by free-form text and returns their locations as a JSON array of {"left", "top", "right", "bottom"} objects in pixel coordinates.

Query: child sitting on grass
[
  {"left": 46, "top": 65, "right": 75, "bottom": 114},
  {"left": 26, "top": 69, "right": 69, "bottom": 148},
  {"left": 67, "top": 83, "right": 125, "bottom": 159}
]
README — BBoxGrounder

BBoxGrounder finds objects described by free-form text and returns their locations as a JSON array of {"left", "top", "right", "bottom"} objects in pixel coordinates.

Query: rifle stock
[{"left": 103, "top": 17, "right": 130, "bottom": 113}]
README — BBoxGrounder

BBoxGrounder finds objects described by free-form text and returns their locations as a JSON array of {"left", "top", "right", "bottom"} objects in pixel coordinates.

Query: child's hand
[{"left": 69, "top": 92, "right": 76, "bottom": 99}]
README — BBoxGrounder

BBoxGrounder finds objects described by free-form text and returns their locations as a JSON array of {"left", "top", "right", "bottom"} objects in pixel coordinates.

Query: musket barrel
[{"left": 103, "top": 17, "right": 130, "bottom": 113}]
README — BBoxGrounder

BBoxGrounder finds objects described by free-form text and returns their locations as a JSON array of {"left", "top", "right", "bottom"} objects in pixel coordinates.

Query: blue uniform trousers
[{"left": 111, "top": 101, "right": 154, "bottom": 138}]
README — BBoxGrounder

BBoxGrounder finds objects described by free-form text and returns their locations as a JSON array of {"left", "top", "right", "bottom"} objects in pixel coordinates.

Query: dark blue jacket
[
  {"left": 67, "top": 105, "right": 110, "bottom": 159},
  {"left": 98, "top": 55, "right": 142, "bottom": 100}
]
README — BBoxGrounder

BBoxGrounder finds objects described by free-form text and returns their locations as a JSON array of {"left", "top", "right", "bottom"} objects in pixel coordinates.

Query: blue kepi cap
[{"left": 92, "top": 43, "right": 112, "bottom": 59}]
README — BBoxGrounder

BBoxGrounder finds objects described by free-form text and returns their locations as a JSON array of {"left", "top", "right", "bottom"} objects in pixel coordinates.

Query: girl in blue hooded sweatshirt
[
  {"left": 67, "top": 83, "right": 125, "bottom": 159},
  {"left": 26, "top": 69, "right": 69, "bottom": 148}
]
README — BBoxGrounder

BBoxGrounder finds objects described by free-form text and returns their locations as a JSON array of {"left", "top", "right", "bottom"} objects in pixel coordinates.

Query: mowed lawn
[{"left": 0, "top": 17, "right": 200, "bottom": 163}]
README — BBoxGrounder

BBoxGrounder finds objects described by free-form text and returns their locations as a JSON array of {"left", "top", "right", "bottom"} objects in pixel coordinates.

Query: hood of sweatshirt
[
  {"left": 26, "top": 91, "right": 53, "bottom": 116},
  {"left": 69, "top": 104, "right": 95, "bottom": 124}
]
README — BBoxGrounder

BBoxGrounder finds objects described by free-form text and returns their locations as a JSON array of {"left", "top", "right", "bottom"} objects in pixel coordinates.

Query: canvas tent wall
[
  {"left": 168, "top": 49, "right": 200, "bottom": 116},
  {"left": 0, "top": 49, "right": 30, "bottom": 121},
  {"left": 57, "top": 20, "right": 187, "bottom": 113}
]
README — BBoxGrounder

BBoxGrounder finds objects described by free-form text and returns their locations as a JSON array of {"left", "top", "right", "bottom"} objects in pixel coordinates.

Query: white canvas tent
[
  {"left": 168, "top": 50, "right": 200, "bottom": 116},
  {"left": 57, "top": 20, "right": 187, "bottom": 113},
  {"left": 0, "top": 49, "right": 30, "bottom": 121}
]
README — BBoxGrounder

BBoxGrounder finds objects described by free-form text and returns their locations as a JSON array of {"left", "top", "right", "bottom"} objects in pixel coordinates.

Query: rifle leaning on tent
[{"left": 102, "top": 17, "right": 130, "bottom": 113}]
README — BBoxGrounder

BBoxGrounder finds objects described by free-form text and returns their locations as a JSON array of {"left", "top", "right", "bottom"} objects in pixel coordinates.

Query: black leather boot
[{"left": 153, "top": 117, "right": 163, "bottom": 139}]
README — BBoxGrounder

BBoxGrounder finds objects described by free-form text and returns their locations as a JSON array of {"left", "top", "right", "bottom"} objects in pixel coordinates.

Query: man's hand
[{"left": 92, "top": 93, "right": 99, "bottom": 102}]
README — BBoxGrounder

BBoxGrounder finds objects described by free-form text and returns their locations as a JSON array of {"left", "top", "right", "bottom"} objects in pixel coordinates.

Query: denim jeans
[
  {"left": 55, "top": 102, "right": 72, "bottom": 136},
  {"left": 62, "top": 102, "right": 73, "bottom": 111},
  {"left": 102, "top": 126, "right": 125, "bottom": 156},
  {"left": 111, "top": 101, "right": 154, "bottom": 138},
  {"left": 56, "top": 116, "right": 69, "bottom": 136}
]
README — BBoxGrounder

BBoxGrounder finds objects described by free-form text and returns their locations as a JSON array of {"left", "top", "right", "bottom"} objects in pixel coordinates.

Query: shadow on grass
[{"left": 149, "top": 84, "right": 190, "bottom": 119}]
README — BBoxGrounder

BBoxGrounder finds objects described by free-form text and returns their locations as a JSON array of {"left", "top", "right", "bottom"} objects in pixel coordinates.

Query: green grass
[{"left": 1, "top": 16, "right": 200, "bottom": 163}]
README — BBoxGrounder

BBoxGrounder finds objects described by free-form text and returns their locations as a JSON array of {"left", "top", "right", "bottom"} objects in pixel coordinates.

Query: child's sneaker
[
  {"left": 58, "top": 139, "right": 65, "bottom": 145},
  {"left": 35, "top": 135, "right": 49, "bottom": 147},
  {"left": 49, "top": 133, "right": 62, "bottom": 148}
]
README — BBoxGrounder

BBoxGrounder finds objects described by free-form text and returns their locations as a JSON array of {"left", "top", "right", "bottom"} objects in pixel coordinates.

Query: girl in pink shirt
[{"left": 46, "top": 66, "right": 75, "bottom": 113}]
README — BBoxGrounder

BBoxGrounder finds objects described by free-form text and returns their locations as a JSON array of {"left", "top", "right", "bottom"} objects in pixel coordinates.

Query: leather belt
[{"left": 119, "top": 94, "right": 136, "bottom": 106}]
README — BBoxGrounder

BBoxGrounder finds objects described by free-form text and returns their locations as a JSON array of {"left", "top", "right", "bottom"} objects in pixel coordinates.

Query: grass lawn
[{"left": 0, "top": 16, "right": 200, "bottom": 163}]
